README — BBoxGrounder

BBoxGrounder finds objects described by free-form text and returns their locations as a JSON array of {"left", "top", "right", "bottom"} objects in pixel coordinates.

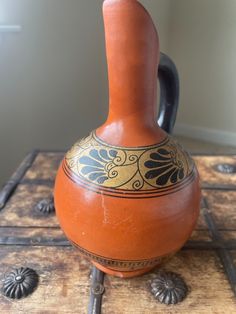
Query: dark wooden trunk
[{"left": 0, "top": 152, "right": 236, "bottom": 313}]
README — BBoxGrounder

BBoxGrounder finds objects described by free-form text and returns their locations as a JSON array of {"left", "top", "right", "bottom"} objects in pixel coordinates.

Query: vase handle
[{"left": 157, "top": 53, "right": 179, "bottom": 134}]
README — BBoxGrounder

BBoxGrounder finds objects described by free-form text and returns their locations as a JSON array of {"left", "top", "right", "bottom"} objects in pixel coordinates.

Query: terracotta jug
[{"left": 54, "top": 0, "right": 201, "bottom": 278}]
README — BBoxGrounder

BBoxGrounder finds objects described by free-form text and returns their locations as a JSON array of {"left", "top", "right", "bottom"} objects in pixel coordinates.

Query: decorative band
[
  {"left": 70, "top": 239, "right": 172, "bottom": 270},
  {"left": 63, "top": 161, "right": 196, "bottom": 199},
  {"left": 63, "top": 131, "right": 196, "bottom": 198}
]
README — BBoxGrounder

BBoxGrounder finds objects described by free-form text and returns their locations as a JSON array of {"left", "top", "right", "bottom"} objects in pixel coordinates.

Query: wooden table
[{"left": 0, "top": 151, "right": 236, "bottom": 313}]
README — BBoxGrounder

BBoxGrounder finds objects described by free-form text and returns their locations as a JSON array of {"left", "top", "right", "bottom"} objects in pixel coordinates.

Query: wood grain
[
  {"left": 0, "top": 246, "right": 91, "bottom": 314},
  {"left": 102, "top": 250, "right": 236, "bottom": 314},
  {"left": 24, "top": 153, "right": 63, "bottom": 181},
  {"left": 194, "top": 155, "right": 236, "bottom": 188},
  {"left": 0, "top": 247, "right": 235, "bottom": 314},
  {"left": 0, "top": 185, "right": 57, "bottom": 227},
  {"left": 202, "top": 190, "right": 236, "bottom": 230}
]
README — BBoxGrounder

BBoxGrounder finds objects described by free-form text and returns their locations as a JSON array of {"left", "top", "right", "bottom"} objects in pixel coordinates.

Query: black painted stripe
[
  {"left": 69, "top": 237, "right": 174, "bottom": 269},
  {"left": 93, "top": 131, "right": 170, "bottom": 150}
]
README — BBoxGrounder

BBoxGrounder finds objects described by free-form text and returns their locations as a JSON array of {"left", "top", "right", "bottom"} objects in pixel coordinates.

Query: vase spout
[{"left": 98, "top": 0, "right": 165, "bottom": 146}]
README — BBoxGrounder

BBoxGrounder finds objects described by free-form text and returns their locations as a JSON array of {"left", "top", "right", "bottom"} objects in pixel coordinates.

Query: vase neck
[{"left": 96, "top": 0, "right": 166, "bottom": 146}]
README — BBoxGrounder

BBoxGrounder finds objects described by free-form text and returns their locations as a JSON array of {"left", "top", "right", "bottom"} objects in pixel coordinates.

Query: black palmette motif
[
  {"left": 79, "top": 149, "right": 118, "bottom": 184},
  {"left": 144, "top": 148, "right": 184, "bottom": 186}
]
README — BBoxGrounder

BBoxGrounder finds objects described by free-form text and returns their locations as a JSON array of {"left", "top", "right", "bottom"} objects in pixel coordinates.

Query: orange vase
[{"left": 54, "top": 0, "right": 201, "bottom": 278}]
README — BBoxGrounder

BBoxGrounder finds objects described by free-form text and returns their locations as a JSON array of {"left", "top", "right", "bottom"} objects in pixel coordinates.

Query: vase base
[{"left": 92, "top": 262, "right": 157, "bottom": 278}]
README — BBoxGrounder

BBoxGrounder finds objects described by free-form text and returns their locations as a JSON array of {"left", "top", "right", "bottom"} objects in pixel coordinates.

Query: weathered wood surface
[
  {"left": 0, "top": 153, "right": 236, "bottom": 313},
  {"left": 0, "top": 151, "right": 38, "bottom": 209},
  {"left": 202, "top": 190, "right": 236, "bottom": 230},
  {"left": 0, "top": 247, "right": 235, "bottom": 314},
  {"left": 0, "top": 184, "right": 58, "bottom": 227},
  {"left": 194, "top": 155, "right": 236, "bottom": 188},
  {"left": 0, "top": 246, "right": 90, "bottom": 313},
  {"left": 103, "top": 250, "right": 236, "bottom": 314},
  {"left": 23, "top": 153, "right": 63, "bottom": 181}
]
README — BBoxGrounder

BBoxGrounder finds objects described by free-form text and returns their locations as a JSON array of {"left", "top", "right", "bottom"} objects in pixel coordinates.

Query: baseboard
[{"left": 174, "top": 123, "right": 236, "bottom": 147}]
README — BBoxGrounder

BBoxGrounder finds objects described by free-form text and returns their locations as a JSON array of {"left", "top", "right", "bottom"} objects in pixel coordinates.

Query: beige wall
[
  {"left": 168, "top": 0, "right": 236, "bottom": 144},
  {"left": 0, "top": 0, "right": 171, "bottom": 186}
]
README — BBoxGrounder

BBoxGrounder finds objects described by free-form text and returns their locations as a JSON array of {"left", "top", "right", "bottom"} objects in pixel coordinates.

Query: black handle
[{"left": 157, "top": 52, "right": 179, "bottom": 134}]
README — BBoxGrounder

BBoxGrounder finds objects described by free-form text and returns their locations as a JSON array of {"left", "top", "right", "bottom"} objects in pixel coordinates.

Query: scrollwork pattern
[{"left": 65, "top": 132, "right": 194, "bottom": 191}]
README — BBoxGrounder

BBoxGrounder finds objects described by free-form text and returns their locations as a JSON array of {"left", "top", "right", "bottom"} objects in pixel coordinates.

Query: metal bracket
[{"left": 88, "top": 267, "right": 105, "bottom": 314}]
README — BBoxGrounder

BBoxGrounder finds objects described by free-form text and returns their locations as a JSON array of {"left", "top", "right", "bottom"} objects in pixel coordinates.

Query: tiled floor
[{"left": 174, "top": 135, "right": 236, "bottom": 154}]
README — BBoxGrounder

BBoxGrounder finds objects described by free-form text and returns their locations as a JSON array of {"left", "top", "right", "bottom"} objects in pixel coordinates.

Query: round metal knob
[
  {"left": 150, "top": 271, "right": 188, "bottom": 305},
  {"left": 35, "top": 196, "right": 55, "bottom": 214},
  {"left": 2, "top": 267, "right": 39, "bottom": 299},
  {"left": 214, "top": 164, "right": 236, "bottom": 174}
]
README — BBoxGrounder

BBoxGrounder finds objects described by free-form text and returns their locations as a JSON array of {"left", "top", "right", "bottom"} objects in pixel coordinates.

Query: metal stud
[
  {"left": 2, "top": 267, "right": 39, "bottom": 299},
  {"left": 214, "top": 164, "right": 236, "bottom": 174},
  {"left": 35, "top": 196, "right": 55, "bottom": 214},
  {"left": 150, "top": 271, "right": 188, "bottom": 305}
]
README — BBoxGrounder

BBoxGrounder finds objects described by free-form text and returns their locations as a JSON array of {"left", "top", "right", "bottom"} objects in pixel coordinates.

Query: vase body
[{"left": 54, "top": 0, "right": 201, "bottom": 278}]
